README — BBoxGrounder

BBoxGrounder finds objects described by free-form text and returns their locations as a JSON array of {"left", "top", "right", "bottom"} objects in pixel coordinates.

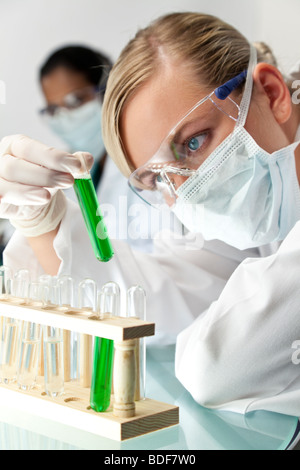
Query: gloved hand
[{"left": 0, "top": 134, "right": 93, "bottom": 237}]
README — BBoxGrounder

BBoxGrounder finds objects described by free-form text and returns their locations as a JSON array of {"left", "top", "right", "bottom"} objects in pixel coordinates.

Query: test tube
[
  {"left": 73, "top": 152, "right": 114, "bottom": 263},
  {"left": 17, "top": 282, "right": 46, "bottom": 391},
  {"left": 57, "top": 276, "right": 77, "bottom": 381},
  {"left": 30, "top": 280, "right": 52, "bottom": 378},
  {"left": 43, "top": 325, "right": 64, "bottom": 397},
  {"left": 38, "top": 274, "right": 58, "bottom": 306},
  {"left": 78, "top": 278, "right": 97, "bottom": 387},
  {"left": 17, "top": 321, "right": 41, "bottom": 391},
  {"left": 98, "top": 281, "right": 120, "bottom": 318},
  {"left": 13, "top": 269, "right": 30, "bottom": 300},
  {"left": 27, "top": 282, "right": 49, "bottom": 307},
  {"left": 0, "top": 318, "right": 20, "bottom": 384},
  {"left": 0, "top": 266, "right": 13, "bottom": 381},
  {"left": 126, "top": 285, "right": 147, "bottom": 400},
  {"left": 0, "top": 270, "right": 30, "bottom": 384},
  {"left": 0, "top": 266, "right": 12, "bottom": 300},
  {"left": 90, "top": 282, "right": 120, "bottom": 412},
  {"left": 57, "top": 275, "right": 74, "bottom": 311},
  {"left": 38, "top": 277, "right": 65, "bottom": 396}
]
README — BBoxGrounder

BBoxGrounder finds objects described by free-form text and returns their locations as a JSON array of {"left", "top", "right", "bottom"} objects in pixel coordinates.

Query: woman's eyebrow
[{"left": 171, "top": 116, "right": 207, "bottom": 143}]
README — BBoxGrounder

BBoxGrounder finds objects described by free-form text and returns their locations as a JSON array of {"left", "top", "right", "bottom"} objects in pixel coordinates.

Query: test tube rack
[{"left": 0, "top": 297, "right": 179, "bottom": 441}]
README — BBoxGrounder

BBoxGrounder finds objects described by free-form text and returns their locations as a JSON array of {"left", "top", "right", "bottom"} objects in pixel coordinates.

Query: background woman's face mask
[{"left": 46, "top": 99, "right": 105, "bottom": 160}]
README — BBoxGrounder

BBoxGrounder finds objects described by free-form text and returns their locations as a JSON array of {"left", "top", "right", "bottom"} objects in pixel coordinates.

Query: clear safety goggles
[
  {"left": 128, "top": 70, "right": 248, "bottom": 207},
  {"left": 39, "top": 85, "right": 103, "bottom": 117}
]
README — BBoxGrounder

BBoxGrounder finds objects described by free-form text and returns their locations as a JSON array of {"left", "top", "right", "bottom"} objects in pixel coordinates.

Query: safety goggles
[
  {"left": 39, "top": 85, "right": 102, "bottom": 117},
  {"left": 128, "top": 70, "right": 248, "bottom": 207}
]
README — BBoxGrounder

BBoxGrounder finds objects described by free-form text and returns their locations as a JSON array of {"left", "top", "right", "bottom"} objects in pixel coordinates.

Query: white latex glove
[{"left": 0, "top": 134, "right": 93, "bottom": 236}]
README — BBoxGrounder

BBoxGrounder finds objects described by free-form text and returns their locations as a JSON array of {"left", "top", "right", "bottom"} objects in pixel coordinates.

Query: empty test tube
[
  {"left": 127, "top": 285, "right": 147, "bottom": 400},
  {"left": 0, "top": 266, "right": 12, "bottom": 300},
  {"left": 73, "top": 152, "right": 114, "bottom": 263},
  {"left": 98, "top": 281, "right": 120, "bottom": 319},
  {"left": 43, "top": 325, "right": 64, "bottom": 397},
  {"left": 78, "top": 278, "right": 97, "bottom": 387},
  {"left": 17, "top": 321, "right": 41, "bottom": 391},
  {"left": 27, "top": 282, "right": 49, "bottom": 307},
  {"left": 33, "top": 276, "right": 65, "bottom": 397},
  {"left": 0, "top": 318, "right": 20, "bottom": 384},
  {"left": 57, "top": 276, "right": 77, "bottom": 381},
  {"left": 57, "top": 275, "right": 74, "bottom": 310},
  {"left": 12, "top": 269, "right": 30, "bottom": 302},
  {"left": 90, "top": 282, "right": 120, "bottom": 412},
  {"left": 30, "top": 279, "right": 52, "bottom": 377},
  {"left": 17, "top": 282, "right": 47, "bottom": 390},
  {"left": 0, "top": 266, "right": 13, "bottom": 382},
  {"left": 38, "top": 274, "right": 58, "bottom": 306},
  {"left": 0, "top": 269, "right": 30, "bottom": 384}
]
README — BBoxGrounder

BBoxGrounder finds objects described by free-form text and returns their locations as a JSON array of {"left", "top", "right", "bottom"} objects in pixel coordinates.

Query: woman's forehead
[{"left": 120, "top": 66, "right": 208, "bottom": 168}]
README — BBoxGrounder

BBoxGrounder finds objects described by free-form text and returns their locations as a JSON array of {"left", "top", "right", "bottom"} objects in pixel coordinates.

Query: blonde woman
[{"left": 1, "top": 12, "right": 300, "bottom": 415}]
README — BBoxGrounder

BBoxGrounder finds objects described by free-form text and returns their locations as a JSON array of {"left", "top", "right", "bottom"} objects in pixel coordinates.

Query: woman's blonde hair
[{"left": 102, "top": 12, "right": 278, "bottom": 178}]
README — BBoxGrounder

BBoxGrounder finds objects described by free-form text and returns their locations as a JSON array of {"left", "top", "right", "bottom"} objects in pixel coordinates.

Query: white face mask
[
  {"left": 174, "top": 127, "right": 300, "bottom": 249},
  {"left": 172, "top": 46, "right": 300, "bottom": 250},
  {"left": 47, "top": 99, "right": 105, "bottom": 160}
]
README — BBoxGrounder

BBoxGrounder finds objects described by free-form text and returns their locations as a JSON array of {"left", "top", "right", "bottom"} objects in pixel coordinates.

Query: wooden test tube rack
[{"left": 0, "top": 297, "right": 179, "bottom": 441}]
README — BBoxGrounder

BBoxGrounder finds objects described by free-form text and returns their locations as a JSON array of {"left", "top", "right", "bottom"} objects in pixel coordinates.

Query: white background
[{"left": 0, "top": 0, "right": 299, "bottom": 146}]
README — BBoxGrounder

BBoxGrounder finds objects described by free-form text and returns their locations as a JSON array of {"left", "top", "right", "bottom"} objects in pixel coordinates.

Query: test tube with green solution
[
  {"left": 73, "top": 153, "right": 114, "bottom": 263},
  {"left": 90, "top": 282, "right": 120, "bottom": 412}
]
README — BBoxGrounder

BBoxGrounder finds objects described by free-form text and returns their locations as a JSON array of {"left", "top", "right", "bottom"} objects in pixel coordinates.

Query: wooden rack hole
[{"left": 64, "top": 397, "right": 80, "bottom": 403}]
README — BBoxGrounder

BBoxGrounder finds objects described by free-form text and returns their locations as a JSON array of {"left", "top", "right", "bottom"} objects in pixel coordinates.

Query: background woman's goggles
[{"left": 39, "top": 85, "right": 103, "bottom": 116}]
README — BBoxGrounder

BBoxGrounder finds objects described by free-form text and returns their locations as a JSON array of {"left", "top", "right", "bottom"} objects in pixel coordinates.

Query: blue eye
[
  {"left": 188, "top": 137, "right": 200, "bottom": 151},
  {"left": 187, "top": 134, "right": 206, "bottom": 153}
]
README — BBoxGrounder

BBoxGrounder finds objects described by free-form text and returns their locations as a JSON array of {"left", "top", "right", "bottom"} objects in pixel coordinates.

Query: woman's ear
[{"left": 252, "top": 63, "right": 292, "bottom": 124}]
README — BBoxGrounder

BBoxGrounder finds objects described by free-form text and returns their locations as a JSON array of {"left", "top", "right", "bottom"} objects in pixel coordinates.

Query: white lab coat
[{"left": 176, "top": 221, "right": 300, "bottom": 417}]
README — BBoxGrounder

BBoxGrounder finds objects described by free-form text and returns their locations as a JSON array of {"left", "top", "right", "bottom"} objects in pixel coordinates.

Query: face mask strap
[{"left": 235, "top": 44, "right": 257, "bottom": 128}]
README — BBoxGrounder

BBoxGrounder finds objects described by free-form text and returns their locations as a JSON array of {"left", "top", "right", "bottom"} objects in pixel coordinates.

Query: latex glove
[{"left": 0, "top": 134, "right": 93, "bottom": 236}]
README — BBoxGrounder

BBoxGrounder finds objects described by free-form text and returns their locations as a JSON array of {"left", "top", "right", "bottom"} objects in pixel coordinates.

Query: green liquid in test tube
[
  {"left": 90, "top": 337, "right": 114, "bottom": 412},
  {"left": 73, "top": 153, "right": 114, "bottom": 262},
  {"left": 90, "top": 282, "right": 120, "bottom": 412}
]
